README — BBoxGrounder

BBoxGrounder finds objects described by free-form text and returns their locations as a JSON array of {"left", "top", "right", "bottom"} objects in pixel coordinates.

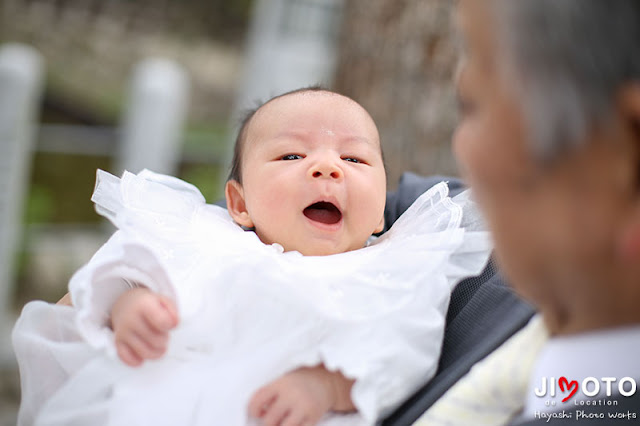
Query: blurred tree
[{"left": 334, "top": 0, "right": 459, "bottom": 188}]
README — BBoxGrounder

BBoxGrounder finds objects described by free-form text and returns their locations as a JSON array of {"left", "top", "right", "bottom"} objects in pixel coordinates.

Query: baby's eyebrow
[
  {"left": 273, "top": 131, "right": 376, "bottom": 147},
  {"left": 272, "top": 131, "right": 310, "bottom": 142},
  {"left": 340, "top": 135, "right": 375, "bottom": 146}
]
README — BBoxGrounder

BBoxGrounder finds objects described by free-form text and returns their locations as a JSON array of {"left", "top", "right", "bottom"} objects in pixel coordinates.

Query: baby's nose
[{"left": 308, "top": 157, "right": 343, "bottom": 180}]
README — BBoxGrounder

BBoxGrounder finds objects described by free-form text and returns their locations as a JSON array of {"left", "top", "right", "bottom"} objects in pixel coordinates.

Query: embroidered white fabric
[{"left": 12, "top": 169, "right": 492, "bottom": 426}]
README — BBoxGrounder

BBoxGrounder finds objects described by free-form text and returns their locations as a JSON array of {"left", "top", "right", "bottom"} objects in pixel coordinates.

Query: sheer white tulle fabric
[{"left": 13, "top": 169, "right": 492, "bottom": 426}]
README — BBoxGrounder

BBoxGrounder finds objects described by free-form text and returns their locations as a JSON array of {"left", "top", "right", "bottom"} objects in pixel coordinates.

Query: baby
[
  {"left": 13, "top": 87, "right": 491, "bottom": 426},
  {"left": 110, "top": 87, "right": 387, "bottom": 423}
]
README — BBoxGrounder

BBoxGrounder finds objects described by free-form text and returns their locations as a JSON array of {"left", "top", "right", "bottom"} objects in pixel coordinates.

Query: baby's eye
[
  {"left": 281, "top": 154, "right": 303, "bottom": 160},
  {"left": 342, "top": 157, "right": 364, "bottom": 164}
]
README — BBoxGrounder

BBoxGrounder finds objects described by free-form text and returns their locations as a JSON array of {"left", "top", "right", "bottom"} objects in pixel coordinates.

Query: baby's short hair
[{"left": 227, "top": 85, "right": 328, "bottom": 184}]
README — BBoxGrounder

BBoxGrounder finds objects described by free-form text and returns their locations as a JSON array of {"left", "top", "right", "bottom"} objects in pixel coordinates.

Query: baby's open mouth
[{"left": 303, "top": 202, "right": 342, "bottom": 225}]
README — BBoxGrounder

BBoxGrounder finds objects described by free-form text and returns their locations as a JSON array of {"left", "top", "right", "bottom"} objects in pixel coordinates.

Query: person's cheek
[
  {"left": 491, "top": 214, "right": 535, "bottom": 289},
  {"left": 451, "top": 125, "right": 470, "bottom": 177},
  {"left": 453, "top": 123, "right": 489, "bottom": 201},
  {"left": 454, "top": 117, "right": 486, "bottom": 173}
]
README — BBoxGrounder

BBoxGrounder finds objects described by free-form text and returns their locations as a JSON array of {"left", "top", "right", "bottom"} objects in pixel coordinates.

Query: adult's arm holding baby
[{"left": 56, "top": 292, "right": 73, "bottom": 306}]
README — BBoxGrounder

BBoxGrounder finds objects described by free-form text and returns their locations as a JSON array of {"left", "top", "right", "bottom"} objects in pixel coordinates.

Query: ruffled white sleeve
[
  {"left": 69, "top": 169, "right": 204, "bottom": 353},
  {"left": 68, "top": 232, "right": 176, "bottom": 354}
]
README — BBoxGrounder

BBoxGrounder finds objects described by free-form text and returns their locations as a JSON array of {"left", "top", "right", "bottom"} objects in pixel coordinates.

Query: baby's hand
[
  {"left": 248, "top": 365, "right": 355, "bottom": 426},
  {"left": 110, "top": 287, "right": 178, "bottom": 367}
]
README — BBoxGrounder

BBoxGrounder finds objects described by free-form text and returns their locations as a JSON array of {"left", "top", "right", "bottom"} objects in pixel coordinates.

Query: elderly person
[
  {"left": 452, "top": 0, "right": 640, "bottom": 422},
  {"left": 382, "top": 1, "right": 640, "bottom": 425}
]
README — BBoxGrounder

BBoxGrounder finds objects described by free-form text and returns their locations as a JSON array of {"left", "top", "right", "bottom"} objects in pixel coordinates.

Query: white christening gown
[{"left": 13, "top": 169, "right": 492, "bottom": 426}]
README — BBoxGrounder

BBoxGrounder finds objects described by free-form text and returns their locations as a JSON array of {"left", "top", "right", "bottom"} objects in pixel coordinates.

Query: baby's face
[{"left": 227, "top": 91, "right": 386, "bottom": 256}]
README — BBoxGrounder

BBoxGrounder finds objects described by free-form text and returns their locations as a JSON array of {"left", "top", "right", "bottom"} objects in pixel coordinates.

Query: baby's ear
[
  {"left": 225, "top": 180, "right": 254, "bottom": 228},
  {"left": 374, "top": 214, "right": 385, "bottom": 234}
]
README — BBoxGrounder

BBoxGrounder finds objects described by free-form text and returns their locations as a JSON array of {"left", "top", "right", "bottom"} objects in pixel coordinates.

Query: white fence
[
  {"left": 0, "top": 43, "right": 189, "bottom": 363},
  {"left": 0, "top": 44, "right": 43, "bottom": 362}
]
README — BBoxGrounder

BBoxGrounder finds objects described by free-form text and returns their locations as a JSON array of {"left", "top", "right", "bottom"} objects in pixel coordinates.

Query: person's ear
[
  {"left": 619, "top": 210, "right": 640, "bottom": 263},
  {"left": 374, "top": 214, "right": 385, "bottom": 234},
  {"left": 225, "top": 180, "right": 254, "bottom": 228},
  {"left": 616, "top": 84, "right": 640, "bottom": 262},
  {"left": 618, "top": 83, "right": 640, "bottom": 145}
]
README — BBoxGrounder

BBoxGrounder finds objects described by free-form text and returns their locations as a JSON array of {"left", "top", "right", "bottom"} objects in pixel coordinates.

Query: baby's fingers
[
  {"left": 280, "top": 400, "right": 321, "bottom": 426},
  {"left": 132, "top": 321, "right": 169, "bottom": 353},
  {"left": 120, "top": 329, "right": 166, "bottom": 360},
  {"left": 248, "top": 386, "right": 277, "bottom": 418},
  {"left": 140, "top": 295, "right": 179, "bottom": 332},
  {"left": 157, "top": 295, "right": 178, "bottom": 324},
  {"left": 116, "top": 341, "right": 143, "bottom": 367},
  {"left": 261, "top": 399, "right": 290, "bottom": 426},
  {"left": 281, "top": 411, "right": 310, "bottom": 426}
]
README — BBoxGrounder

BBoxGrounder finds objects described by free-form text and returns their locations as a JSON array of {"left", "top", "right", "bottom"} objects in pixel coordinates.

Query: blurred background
[{"left": 0, "top": 0, "right": 458, "bottom": 423}]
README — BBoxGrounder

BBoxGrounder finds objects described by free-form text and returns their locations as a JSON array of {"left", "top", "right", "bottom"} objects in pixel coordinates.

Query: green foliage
[
  {"left": 183, "top": 123, "right": 229, "bottom": 158},
  {"left": 28, "top": 153, "right": 112, "bottom": 224},
  {"left": 180, "top": 164, "right": 225, "bottom": 204},
  {"left": 24, "top": 184, "right": 55, "bottom": 224}
]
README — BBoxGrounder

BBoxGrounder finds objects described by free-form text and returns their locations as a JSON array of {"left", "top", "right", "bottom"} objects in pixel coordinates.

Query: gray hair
[{"left": 492, "top": 0, "right": 640, "bottom": 161}]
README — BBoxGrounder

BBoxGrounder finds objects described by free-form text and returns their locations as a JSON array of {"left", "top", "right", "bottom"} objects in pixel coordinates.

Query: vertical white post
[
  {"left": 116, "top": 58, "right": 189, "bottom": 176},
  {"left": 0, "top": 43, "right": 44, "bottom": 356}
]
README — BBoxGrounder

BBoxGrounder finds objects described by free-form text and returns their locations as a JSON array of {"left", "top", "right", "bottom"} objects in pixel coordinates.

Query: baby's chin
[
  {"left": 254, "top": 229, "right": 369, "bottom": 256},
  {"left": 280, "top": 239, "right": 367, "bottom": 257}
]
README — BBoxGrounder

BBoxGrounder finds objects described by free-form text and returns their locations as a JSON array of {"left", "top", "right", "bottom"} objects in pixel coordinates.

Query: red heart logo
[{"left": 559, "top": 376, "right": 579, "bottom": 402}]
